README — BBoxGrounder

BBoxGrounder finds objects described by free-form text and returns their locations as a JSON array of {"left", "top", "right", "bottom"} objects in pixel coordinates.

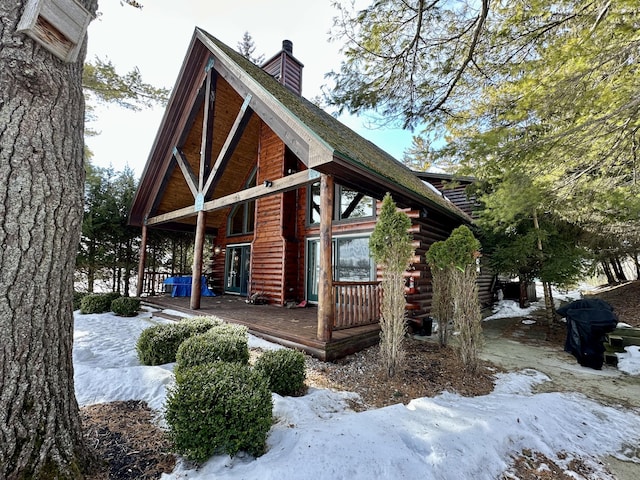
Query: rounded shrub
[
  {"left": 136, "top": 323, "right": 191, "bottom": 365},
  {"left": 73, "top": 291, "right": 88, "bottom": 311},
  {"left": 165, "top": 362, "right": 273, "bottom": 462},
  {"left": 181, "top": 315, "right": 224, "bottom": 334},
  {"left": 80, "top": 293, "right": 115, "bottom": 314},
  {"left": 111, "top": 296, "right": 141, "bottom": 317},
  {"left": 136, "top": 316, "right": 226, "bottom": 366},
  {"left": 175, "top": 324, "right": 249, "bottom": 380},
  {"left": 254, "top": 349, "right": 307, "bottom": 396}
]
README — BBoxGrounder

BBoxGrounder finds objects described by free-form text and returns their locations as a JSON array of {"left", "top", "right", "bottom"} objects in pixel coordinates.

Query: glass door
[
  {"left": 306, "top": 239, "right": 320, "bottom": 302},
  {"left": 306, "top": 236, "right": 374, "bottom": 303},
  {"left": 225, "top": 244, "right": 250, "bottom": 295}
]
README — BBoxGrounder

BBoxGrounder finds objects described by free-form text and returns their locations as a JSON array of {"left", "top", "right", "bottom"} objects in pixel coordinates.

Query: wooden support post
[
  {"left": 317, "top": 174, "right": 334, "bottom": 342},
  {"left": 190, "top": 210, "right": 207, "bottom": 310},
  {"left": 136, "top": 224, "right": 148, "bottom": 297}
]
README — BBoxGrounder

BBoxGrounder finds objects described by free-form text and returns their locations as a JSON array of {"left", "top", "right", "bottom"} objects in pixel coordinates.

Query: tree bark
[
  {"left": 0, "top": 1, "right": 97, "bottom": 478},
  {"left": 601, "top": 259, "right": 615, "bottom": 285}
]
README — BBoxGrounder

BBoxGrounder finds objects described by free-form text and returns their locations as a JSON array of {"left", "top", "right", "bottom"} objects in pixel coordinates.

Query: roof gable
[{"left": 130, "top": 28, "right": 470, "bottom": 227}]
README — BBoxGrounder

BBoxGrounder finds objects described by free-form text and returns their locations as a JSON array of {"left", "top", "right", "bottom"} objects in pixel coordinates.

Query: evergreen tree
[
  {"left": 370, "top": 193, "right": 414, "bottom": 378},
  {"left": 328, "top": 1, "right": 640, "bottom": 240},
  {"left": 237, "top": 31, "right": 265, "bottom": 65}
]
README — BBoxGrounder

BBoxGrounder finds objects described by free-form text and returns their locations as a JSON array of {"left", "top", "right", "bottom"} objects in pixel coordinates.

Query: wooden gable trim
[
  {"left": 131, "top": 43, "right": 212, "bottom": 226},
  {"left": 146, "top": 170, "right": 315, "bottom": 226},
  {"left": 196, "top": 30, "right": 334, "bottom": 169}
]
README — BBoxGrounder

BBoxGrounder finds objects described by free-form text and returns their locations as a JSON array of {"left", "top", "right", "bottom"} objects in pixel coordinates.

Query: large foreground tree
[
  {"left": 0, "top": 1, "right": 98, "bottom": 478},
  {"left": 328, "top": 0, "right": 640, "bottom": 239}
]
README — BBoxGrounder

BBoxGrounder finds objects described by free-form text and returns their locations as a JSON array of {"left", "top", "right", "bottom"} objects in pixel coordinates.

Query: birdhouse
[{"left": 17, "top": 0, "right": 93, "bottom": 63}]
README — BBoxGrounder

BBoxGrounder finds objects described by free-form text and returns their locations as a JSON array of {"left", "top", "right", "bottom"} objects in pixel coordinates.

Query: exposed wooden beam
[
  {"left": 212, "top": 59, "right": 311, "bottom": 164},
  {"left": 190, "top": 210, "right": 207, "bottom": 310},
  {"left": 202, "top": 94, "right": 253, "bottom": 197},
  {"left": 173, "top": 147, "right": 199, "bottom": 199},
  {"left": 146, "top": 170, "right": 315, "bottom": 226},
  {"left": 199, "top": 67, "right": 216, "bottom": 191}
]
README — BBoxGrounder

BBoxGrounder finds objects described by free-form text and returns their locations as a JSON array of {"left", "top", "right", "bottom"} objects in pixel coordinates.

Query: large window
[
  {"left": 308, "top": 182, "right": 374, "bottom": 224},
  {"left": 306, "top": 235, "right": 375, "bottom": 301},
  {"left": 228, "top": 169, "right": 256, "bottom": 236},
  {"left": 335, "top": 236, "right": 373, "bottom": 281}
]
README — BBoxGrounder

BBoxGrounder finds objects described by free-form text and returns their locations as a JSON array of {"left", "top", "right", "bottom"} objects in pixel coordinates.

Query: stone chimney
[{"left": 261, "top": 39, "right": 304, "bottom": 95}]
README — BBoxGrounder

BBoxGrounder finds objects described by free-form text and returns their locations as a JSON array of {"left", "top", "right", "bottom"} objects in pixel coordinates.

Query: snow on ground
[
  {"left": 73, "top": 306, "right": 640, "bottom": 480},
  {"left": 483, "top": 283, "right": 640, "bottom": 376},
  {"left": 618, "top": 346, "right": 640, "bottom": 376}
]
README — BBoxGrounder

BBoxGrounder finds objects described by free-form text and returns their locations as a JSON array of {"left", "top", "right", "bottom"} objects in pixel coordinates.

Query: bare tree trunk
[
  {"left": 614, "top": 256, "right": 628, "bottom": 282},
  {"left": 0, "top": 1, "right": 97, "bottom": 478},
  {"left": 601, "top": 260, "right": 616, "bottom": 285}
]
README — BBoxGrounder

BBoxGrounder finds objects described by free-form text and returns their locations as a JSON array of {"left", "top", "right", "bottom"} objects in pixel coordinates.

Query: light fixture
[
  {"left": 264, "top": 180, "right": 273, "bottom": 187},
  {"left": 214, "top": 246, "right": 222, "bottom": 255}
]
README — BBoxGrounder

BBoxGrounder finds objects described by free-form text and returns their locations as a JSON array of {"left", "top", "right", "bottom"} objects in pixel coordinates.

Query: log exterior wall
[
  {"left": 206, "top": 120, "right": 493, "bottom": 311},
  {"left": 252, "top": 124, "right": 286, "bottom": 304}
]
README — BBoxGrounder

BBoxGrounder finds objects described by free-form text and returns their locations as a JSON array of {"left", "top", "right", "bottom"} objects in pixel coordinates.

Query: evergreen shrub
[
  {"left": 253, "top": 349, "right": 306, "bottom": 396},
  {"left": 136, "top": 316, "right": 225, "bottom": 366},
  {"left": 73, "top": 291, "right": 88, "bottom": 311},
  {"left": 80, "top": 292, "right": 121, "bottom": 314},
  {"left": 175, "top": 324, "right": 249, "bottom": 380},
  {"left": 165, "top": 362, "right": 273, "bottom": 462},
  {"left": 111, "top": 297, "right": 141, "bottom": 317}
]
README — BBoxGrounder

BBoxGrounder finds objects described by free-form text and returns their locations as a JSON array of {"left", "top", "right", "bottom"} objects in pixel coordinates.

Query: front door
[{"left": 225, "top": 244, "right": 250, "bottom": 295}]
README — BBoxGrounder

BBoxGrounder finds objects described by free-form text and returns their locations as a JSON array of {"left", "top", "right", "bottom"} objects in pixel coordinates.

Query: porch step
[
  {"left": 605, "top": 327, "right": 640, "bottom": 352},
  {"left": 142, "top": 304, "right": 186, "bottom": 323}
]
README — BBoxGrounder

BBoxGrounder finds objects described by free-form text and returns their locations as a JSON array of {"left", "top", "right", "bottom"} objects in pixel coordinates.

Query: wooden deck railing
[{"left": 333, "top": 281, "right": 381, "bottom": 330}]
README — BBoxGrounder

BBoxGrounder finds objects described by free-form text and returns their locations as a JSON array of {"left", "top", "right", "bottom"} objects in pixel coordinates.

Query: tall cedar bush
[
  {"left": 426, "top": 225, "right": 483, "bottom": 372},
  {"left": 369, "top": 193, "right": 414, "bottom": 377}
]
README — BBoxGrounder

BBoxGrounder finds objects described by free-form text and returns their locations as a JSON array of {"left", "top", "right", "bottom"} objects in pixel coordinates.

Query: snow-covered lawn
[{"left": 74, "top": 307, "right": 640, "bottom": 479}]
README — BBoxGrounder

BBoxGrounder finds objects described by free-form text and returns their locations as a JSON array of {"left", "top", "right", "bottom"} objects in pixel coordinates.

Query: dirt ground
[{"left": 82, "top": 281, "right": 640, "bottom": 479}]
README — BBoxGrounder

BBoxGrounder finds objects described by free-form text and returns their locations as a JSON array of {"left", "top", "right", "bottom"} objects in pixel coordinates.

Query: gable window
[
  {"left": 308, "top": 182, "right": 374, "bottom": 225},
  {"left": 228, "top": 168, "right": 256, "bottom": 236},
  {"left": 338, "top": 185, "right": 374, "bottom": 220}
]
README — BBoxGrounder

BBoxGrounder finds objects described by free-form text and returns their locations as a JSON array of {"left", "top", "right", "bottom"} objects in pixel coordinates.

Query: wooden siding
[
  {"left": 251, "top": 124, "right": 286, "bottom": 304},
  {"left": 425, "top": 177, "right": 478, "bottom": 218},
  {"left": 261, "top": 46, "right": 303, "bottom": 95}
]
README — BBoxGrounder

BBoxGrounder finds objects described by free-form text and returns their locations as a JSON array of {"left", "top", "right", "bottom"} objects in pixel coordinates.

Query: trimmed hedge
[
  {"left": 111, "top": 297, "right": 141, "bottom": 317},
  {"left": 175, "top": 324, "right": 249, "bottom": 380},
  {"left": 165, "top": 362, "right": 273, "bottom": 462},
  {"left": 254, "top": 349, "right": 307, "bottom": 396},
  {"left": 73, "top": 291, "right": 88, "bottom": 311},
  {"left": 80, "top": 292, "right": 122, "bottom": 314},
  {"left": 136, "top": 316, "right": 225, "bottom": 366}
]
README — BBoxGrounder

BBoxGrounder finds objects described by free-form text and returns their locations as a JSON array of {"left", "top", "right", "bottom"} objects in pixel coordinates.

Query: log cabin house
[{"left": 129, "top": 28, "right": 478, "bottom": 359}]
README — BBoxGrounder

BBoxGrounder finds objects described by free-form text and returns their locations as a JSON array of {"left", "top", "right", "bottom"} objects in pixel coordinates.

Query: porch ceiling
[{"left": 151, "top": 76, "right": 260, "bottom": 231}]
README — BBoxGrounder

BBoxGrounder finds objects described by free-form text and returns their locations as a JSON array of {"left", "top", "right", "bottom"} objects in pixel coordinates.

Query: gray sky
[{"left": 85, "top": 0, "right": 414, "bottom": 177}]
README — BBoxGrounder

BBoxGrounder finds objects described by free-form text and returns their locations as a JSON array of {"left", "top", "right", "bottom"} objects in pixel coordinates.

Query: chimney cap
[{"left": 282, "top": 39, "right": 293, "bottom": 54}]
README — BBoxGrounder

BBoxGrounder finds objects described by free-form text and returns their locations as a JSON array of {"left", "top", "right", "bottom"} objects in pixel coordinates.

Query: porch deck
[{"left": 142, "top": 294, "right": 381, "bottom": 361}]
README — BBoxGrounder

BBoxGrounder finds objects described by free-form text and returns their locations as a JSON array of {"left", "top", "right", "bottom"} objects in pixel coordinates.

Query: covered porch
[{"left": 143, "top": 292, "right": 381, "bottom": 361}]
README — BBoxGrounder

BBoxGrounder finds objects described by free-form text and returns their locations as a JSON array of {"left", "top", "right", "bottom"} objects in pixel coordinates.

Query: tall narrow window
[{"left": 228, "top": 168, "right": 256, "bottom": 236}]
